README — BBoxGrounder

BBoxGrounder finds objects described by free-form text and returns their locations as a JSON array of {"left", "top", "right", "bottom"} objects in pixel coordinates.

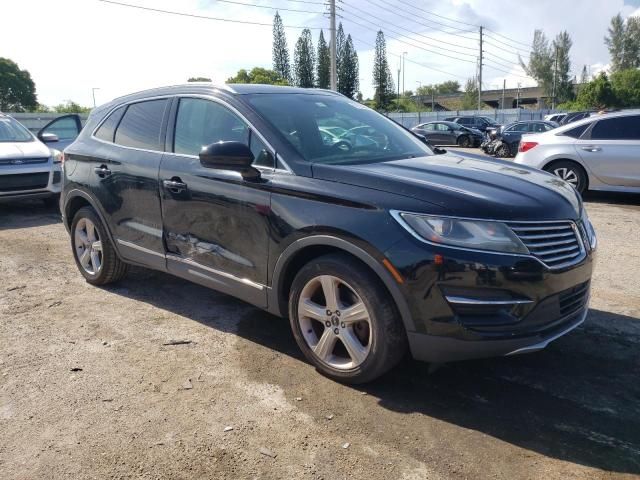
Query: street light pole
[
  {"left": 92, "top": 88, "right": 100, "bottom": 108},
  {"left": 402, "top": 52, "right": 407, "bottom": 97},
  {"left": 329, "top": 0, "right": 337, "bottom": 91}
]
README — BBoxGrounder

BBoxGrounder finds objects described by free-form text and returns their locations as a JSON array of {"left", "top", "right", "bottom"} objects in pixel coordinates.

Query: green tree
[
  {"left": 0, "top": 58, "right": 37, "bottom": 112},
  {"left": 272, "top": 12, "right": 291, "bottom": 83},
  {"left": 338, "top": 34, "right": 359, "bottom": 99},
  {"left": 187, "top": 77, "right": 211, "bottom": 82},
  {"left": 552, "top": 31, "right": 574, "bottom": 104},
  {"left": 316, "top": 30, "right": 330, "bottom": 89},
  {"left": 53, "top": 100, "right": 91, "bottom": 113},
  {"left": 293, "top": 29, "right": 315, "bottom": 88},
  {"left": 576, "top": 72, "right": 615, "bottom": 109},
  {"left": 605, "top": 14, "right": 640, "bottom": 72},
  {"left": 226, "top": 67, "right": 288, "bottom": 85},
  {"left": 373, "top": 31, "right": 394, "bottom": 109},
  {"left": 520, "top": 30, "right": 554, "bottom": 96},
  {"left": 611, "top": 68, "right": 640, "bottom": 107},
  {"left": 416, "top": 80, "right": 461, "bottom": 96},
  {"left": 336, "top": 23, "right": 346, "bottom": 93},
  {"left": 461, "top": 77, "right": 478, "bottom": 110}
]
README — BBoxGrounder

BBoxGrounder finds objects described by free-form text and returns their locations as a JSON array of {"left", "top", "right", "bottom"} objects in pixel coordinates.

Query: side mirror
[
  {"left": 434, "top": 147, "right": 447, "bottom": 155},
  {"left": 199, "top": 141, "right": 259, "bottom": 180},
  {"left": 39, "top": 132, "right": 59, "bottom": 143}
]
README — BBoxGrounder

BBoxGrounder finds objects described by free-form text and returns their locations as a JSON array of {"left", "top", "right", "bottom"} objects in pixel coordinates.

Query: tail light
[{"left": 519, "top": 141, "right": 538, "bottom": 153}]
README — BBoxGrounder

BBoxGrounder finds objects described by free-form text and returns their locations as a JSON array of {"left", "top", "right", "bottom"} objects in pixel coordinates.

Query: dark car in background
[
  {"left": 444, "top": 115, "right": 501, "bottom": 133},
  {"left": 411, "top": 120, "right": 483, "bottom": 147},
  {"left": 493, "top": 120, "right": 558, "bottom": 157},
  {"left": 61, "top": 84, "right": 595, "bottom": 383},
  {"left": 559, "top": 111, "right": 594, "bottom": 125}
]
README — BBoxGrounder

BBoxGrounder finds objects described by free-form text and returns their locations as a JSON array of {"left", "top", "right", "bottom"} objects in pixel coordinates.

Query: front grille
[
  {"left": 508, "top": 221, "right": 584, "bottom": 269},
  {"left": 0, "top": 157, "right": 49, "bottom": 166},
  {"left": 0, "top": 172, "right": 49, "bottom": 192},
  {"left": 559, "top": 281, "right": 590, "bottom": 317}
]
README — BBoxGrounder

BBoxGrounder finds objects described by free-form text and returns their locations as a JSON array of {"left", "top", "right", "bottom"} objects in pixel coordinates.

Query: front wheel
[
  {"left": 289, "top": 254, "right": 407, "bottom": 384},
  {"left": 71, "top": 206, "right": 128, "bottom": 285},
  {"left": 457, "top": 135, "right": 471, "bottom": 148},
  {"left": 545, "top": 161, "right": 588, "bottom": 194}
]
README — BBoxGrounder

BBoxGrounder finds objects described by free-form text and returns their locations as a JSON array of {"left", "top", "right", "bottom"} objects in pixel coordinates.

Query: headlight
[
  {"left": 581, "top": 208, "right": 597, "bottom": 250},
  {"left": 392, "top": 212, "right": 529, "bottom": 254},
  {"left": 51, "top": 149, "right": 63, "bottom": 164}
]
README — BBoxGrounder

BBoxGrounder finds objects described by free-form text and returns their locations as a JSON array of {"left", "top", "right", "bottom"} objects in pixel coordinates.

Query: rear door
[
  {"left": 89, "top": 99, "right": 170, "bottom": 268},
  {"left": 38, "top": 114, "right": 82, "bottom": 150},
  {"left": 575, "top": 115, "right": 640, "bottom": 187},
  {"left": 159, "top": 96, "right": 273, "bottom": 306}
]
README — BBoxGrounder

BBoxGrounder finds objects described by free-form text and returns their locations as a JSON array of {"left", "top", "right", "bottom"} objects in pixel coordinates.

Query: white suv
[
  {"left": 514, "top": 111, "right": 640, "bottom": 194},
  {"left": 0, "top": 113, "right": 81, "bottom": 205}
]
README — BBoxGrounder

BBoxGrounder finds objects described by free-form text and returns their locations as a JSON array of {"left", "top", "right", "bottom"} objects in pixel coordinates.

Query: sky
[{"left": 1, "top": 0, "right": 639, "bottom": 107}]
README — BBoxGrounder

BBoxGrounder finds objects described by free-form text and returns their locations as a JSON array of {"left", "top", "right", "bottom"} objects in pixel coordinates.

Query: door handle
[
  {"left": 581, "top": 146, "right": 601, "bottom": 152},
  {"left": 94, "top": 165, "right": 111, "bottom": 177},
  {"left": 163, "top": 178, "right": 188, "bottom": 193}
]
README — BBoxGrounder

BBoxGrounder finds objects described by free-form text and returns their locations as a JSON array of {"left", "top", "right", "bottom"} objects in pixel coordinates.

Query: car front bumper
[
  {"left": 384, "top": 236, "right": 595, "bottom": 363},
  {"left": 0, "top": 165, "right": 62, "bottom": 202}
]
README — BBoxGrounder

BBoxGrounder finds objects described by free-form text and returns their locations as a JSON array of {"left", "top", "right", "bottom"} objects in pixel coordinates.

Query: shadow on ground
[
  {"left": 0, "top": 199, "right": 61, "bottom": 230},
  {"left": 107, "top": 268, "right": 640, "bottom": 475}
]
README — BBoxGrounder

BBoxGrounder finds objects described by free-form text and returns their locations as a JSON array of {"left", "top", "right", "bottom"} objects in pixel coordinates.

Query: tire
[
  {"left": 288, "top": 253, "right": 407, "bottom": 384},
  {"left": 495, "top": 144, "right": 511, "bottom": 158},
  {"left": 70, "top": 206, "right": 128, "bottom": 285},
  {"left": 544, "top": 161, "right": 588, "bottom": 194},
  {"left": 457, "top": 135, "right": 471, "bottom": 148}
]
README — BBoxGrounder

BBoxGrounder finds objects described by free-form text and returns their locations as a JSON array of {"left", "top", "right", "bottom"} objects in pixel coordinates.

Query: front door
[
  {"left": 38, "top": 114, "right": 82, "bottom": 150},
  {"left": 159, "top": 97, "right": 274, "bottom": 307}
]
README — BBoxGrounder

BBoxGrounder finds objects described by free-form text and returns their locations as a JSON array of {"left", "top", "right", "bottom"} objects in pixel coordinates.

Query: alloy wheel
[
  {"left": 553, "top": 167, "right": 579, "bottom": 188},
  {"left": 74, "top": 218, "right": 103, "bottom": 275},
  {"left": 297, "top": 275, "right": 371, "bottom": 370}
]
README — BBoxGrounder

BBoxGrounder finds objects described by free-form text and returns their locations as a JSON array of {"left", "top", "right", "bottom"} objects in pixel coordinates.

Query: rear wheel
[
  {"left": 71, "top": 206, "right": 128, "bottom": 285},
  {"left": 457, "top": 135, "right": 471, "bottom": 148},
  {"left": 545, "top": 161, "right": 588, "bottom": 194},
  {"left": 288, "top": 254, "right": 407, "bottom": 384},
  {"left": 495, "top": 144, "right": 511, "bottom": 158}
]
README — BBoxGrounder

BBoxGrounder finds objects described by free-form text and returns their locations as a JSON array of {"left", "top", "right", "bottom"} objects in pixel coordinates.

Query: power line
[
  {"left": 484, "top": 34, "right": 531, "bottom": 56},
  {"left": 211, "top": 0, "right": 324, "bottom": 14},
  {"left": 485, "top": 28, "right": 532, "bottom": 49},
  {"left": 386, "top": 0, "right": 479, "bottom": 28},
  {"left": 483, "top": 62, "right": 530, "bottom": 79},
  {"left": 97, "top": 0, "right": 325, "bottom": 28},
  {"left": 341, "top": 12, "right": 476, "bottom": 63}
]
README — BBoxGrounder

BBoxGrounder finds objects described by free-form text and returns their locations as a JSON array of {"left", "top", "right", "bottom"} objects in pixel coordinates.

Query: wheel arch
[
  {"left": 541, "top": 158, "right": 590, "bottom": 190},
  {"left": 268, "top": 235, "right": 415, "bottom": 333}
]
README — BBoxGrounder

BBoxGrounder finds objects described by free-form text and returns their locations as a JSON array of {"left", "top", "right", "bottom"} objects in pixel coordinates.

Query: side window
[
  {"left": 42, "top": 115, "right": 80, "bottom": 140},
  {"left": 590, "top": 116, "right": 640, "bottom": 140},
  {"left": 423, "top": 124, "right": 435, "bottom": 131},
  {"left": 94, "top": 106, "right": 125, "bottom": 143},
  {"left": 436, "top": 123, "right": 450, "bottom": 131},
  {"left": 114, "top": 99, "right": 168, "bottom": 150},
  {"left": 561, "top": 123, "right": 589, "bottom": 139}
]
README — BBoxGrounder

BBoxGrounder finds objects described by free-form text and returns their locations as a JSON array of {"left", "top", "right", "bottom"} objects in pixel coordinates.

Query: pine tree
[
  {"left": 373, "top": 30, "right": 393, "bottom": 108},
  {"left": 461, "top": 77, "right": 478, "bottom": 110},
  {"left": 338, "top": 34, "right": 359, "bottom": 98},
  {"left": 272, "top": 12, "right": 291, "bottom": 83},
  {"left": 553, "top": 31, "right": 573, "bottom": 103},
  {"left": 605, "top": 14, "right": 627, "bottom": 72},
  {"left": 519, "top": 30, "right": 554, "bottom": 97},
  {"left": 336, "top": 23, "right": 346, "bottom": 92},
  {"left": 624, "top": 16, "right": 640, "bottom": 69},
  {"left": 316, "top": 30, "right": 330, "bottom": 89},
  {"left": 293, "top": 29, "right": 315, "bottom": 88}
]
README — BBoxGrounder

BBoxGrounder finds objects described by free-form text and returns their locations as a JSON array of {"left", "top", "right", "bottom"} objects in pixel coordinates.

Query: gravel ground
[{"left": 1, "top": 189, "right": 639, "bottom": 480}]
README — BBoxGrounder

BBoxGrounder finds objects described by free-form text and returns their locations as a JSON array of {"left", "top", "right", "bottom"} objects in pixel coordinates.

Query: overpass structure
[{"left": 413, "top": 85, "right": 554, "bottom": 111}]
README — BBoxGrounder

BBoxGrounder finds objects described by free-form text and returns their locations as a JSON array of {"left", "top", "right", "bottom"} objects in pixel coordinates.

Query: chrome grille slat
[
  {"left": 0, "top": 157, "right": 49, "bottom": 166},
  {"left": 508, "top": 220, "right": 584, "bottom": 269}
]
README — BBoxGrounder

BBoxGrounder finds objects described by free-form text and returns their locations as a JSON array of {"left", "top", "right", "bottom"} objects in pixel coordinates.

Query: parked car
[
  {"left": 544, "top": 113, "right": 567, "bottom": 123},
  {"left": 559, "top": 111, "right": 594, "bottom": 125},
  {"left": 514, "top": 111, "right": 640, "bottom": 194},
  {"left": 411, "top": 121, "right": 483, "bottom": 147},
  {"left": 61, "top": 84, "right": 596, "bottom": 383},
  {"left": 444, "top": 115, "right": 501, "bottom": 133},
  {"left": 493, "top": 120, "right": 559, "bottom": 157},
  {"left": 0, "top": 113, "right": 81, "bottom": 205}
]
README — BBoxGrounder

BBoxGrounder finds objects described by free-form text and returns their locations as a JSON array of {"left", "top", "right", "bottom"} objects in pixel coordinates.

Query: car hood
[
  {"left": 312, "top": 154, "right": 581, "bottom": 221},
  {"left": 0, "top": 140, "right": 50, "bottom": 160}
]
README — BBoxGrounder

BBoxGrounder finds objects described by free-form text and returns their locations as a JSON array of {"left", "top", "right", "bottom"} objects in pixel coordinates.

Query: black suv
[
  {"left": 445, "top": 115, "right": 501, "bottom": 133},
  {"left": 61, "top": 84, "right": 596, "bottom": 383}
]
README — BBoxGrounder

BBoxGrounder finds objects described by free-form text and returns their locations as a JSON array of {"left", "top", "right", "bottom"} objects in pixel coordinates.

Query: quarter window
[
  {"left": 590, "top": 116, "right": 640, "bottom": 140},
  {"left": 561, "top": 123, "right": 589, "bottom": 139},
  {"left": 95, "top": 106, "right": 125, "bottom": 143},
  {"left": 114, "top": 99, "right": 168, "bottom": 150}
]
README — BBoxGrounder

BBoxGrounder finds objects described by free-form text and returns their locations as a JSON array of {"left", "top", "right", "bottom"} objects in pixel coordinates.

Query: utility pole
[
  {"left": 551, "top": 44, "right": 558, "bottom": 109},
  {"left": 402, "top": 52, "right": 407, "bottom": 97},
  {"left": 329, "top": 0, "right": 337, "bottom": 91},
  {"left": 516, "top": 82, "right": 521, "bottom": 119},
  {"left": 397, "top": 67, "right": 400, "bottom": 109},
  {"left": 501, "top": 79, "right": 505, "bottom": 110},
  {"left": 92, "top": 87, "right": 100, "bottom": 108},
  {"left": 478, "top": 25, "right": 483, "bottom": 111}
]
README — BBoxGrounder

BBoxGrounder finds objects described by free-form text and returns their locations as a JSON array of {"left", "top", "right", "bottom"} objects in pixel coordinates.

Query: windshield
[
  {"left": 246, "top": 93, "right": 432, "bottom": 164},
  {"left": 0, "top": 116, "right": 33, "bottom": 142}
]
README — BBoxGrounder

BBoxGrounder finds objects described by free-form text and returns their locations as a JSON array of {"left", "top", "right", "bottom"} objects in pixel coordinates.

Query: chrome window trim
[{"left": 390, "top": 210, "right": 587, "bottom": 270}]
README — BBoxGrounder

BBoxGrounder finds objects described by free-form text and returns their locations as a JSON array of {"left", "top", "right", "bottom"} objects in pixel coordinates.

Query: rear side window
[
  {"left": 590, "top": 116, "right": 640, "bottom": 140},
  {"left": 114, "top": 99, "right": 168, "bottom": 150},
  {"left": 94, "top": 106, "right": 125, "bottom": 142},
  {"left": 561, "top": 123, "right": 589, "bottom": 139}
]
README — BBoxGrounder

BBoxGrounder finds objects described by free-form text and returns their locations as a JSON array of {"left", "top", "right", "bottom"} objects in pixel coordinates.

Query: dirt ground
[{"left": 1, "top": 191, "right": 640, "bottom": 480}]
